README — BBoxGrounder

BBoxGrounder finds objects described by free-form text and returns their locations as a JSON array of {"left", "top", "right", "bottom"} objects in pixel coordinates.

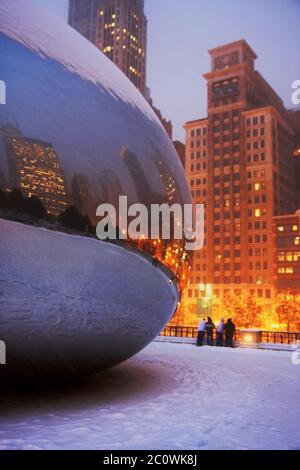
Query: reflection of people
[
  {"left": 216, "top": 318, "right": 225, "bottom": 346},
  {"left": 224, "top": 318, "right": 236, "bottom": 348},
  {"left": 205, "top": 317, "right": 215, "bottom": 346},
  {"left": 196, "top": 318, "right": 206, "bottom": 346}
]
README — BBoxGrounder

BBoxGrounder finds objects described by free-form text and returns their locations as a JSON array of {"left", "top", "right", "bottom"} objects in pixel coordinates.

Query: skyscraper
[
  {"left": 184, "top": 40, "right": 298, "bottom": 315},
  {"left": 69, "top": 0, "right": 147, "bottom": 96},
  {"left": 68, "top": 0, "right": 100, "bottom": 44}
]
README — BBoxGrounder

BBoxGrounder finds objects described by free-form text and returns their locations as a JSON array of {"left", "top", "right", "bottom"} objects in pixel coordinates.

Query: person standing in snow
[
  {"left": 216, "top": 318, "right": 225, "bottom": 346},
  {"left": 205, "top": 317, "right": 215, "bottom": 346},
  {"left": 224, "top": 318, "right": 236, "bottom": 348},
  {"left": 196, "top": 318, "right": 206, "bottom": 346}
]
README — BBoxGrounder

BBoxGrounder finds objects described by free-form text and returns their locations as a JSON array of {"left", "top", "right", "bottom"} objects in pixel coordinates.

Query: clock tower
[{"left": 204, "top": 40, "right": 258, "bottom": 111}]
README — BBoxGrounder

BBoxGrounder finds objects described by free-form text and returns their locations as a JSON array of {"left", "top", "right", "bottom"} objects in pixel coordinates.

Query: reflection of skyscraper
[
  {"left": 0, "top": 169, "right": 7, "bottom": 189},
  {"left": 71, "top": 173, "right": 96, "bottom": 222},
  {"left": 1, "top": 126, "right": 68, "bottom": 215},
  {"left": 69, "top": 0, "right": 147, "bottom": 96},
  {"left": 99, "top": 169, "right": 124, "bottom": 208},
  {"left": 120, "top": 146, "right": 151, "bottom": 205},
  {"left": 151, "top": 144, "right": 184, "bottom": 205}
]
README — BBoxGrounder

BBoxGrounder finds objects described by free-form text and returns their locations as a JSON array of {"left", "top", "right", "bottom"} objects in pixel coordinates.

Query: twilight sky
[{"left": 37, "top": 0, "right": 300, "bottom": 141}]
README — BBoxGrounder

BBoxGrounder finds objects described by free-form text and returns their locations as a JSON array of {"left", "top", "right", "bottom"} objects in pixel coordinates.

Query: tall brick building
[{"left": 184, "top": 40, "right": 299, "bottom": 314}]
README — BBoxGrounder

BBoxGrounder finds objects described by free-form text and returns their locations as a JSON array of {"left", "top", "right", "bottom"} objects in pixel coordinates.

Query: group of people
[{"left": 196, "top": 317, "right": 236, "bottom": 348}]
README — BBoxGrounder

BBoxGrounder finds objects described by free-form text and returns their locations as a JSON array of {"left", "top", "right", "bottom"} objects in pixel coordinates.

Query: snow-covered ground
[{"left": 0, "top": 342, "right": 300, "bottom": 450}]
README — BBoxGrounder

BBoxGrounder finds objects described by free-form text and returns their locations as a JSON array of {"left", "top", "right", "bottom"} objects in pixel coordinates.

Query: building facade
[
  {"left": 274, "top": 211, "right": 300, "bottom": 293},
  {"left": 68, "top": 0, "right": 100, "bottom": 44},
  {"left": 173, "top": 140, "right": 186, "bottom": 168},
  {"left": 69, "top": 0, "right": 147, "bottom": 96},
  {"left": 184, "top": 40, "right": 298, "bottom": 317}
]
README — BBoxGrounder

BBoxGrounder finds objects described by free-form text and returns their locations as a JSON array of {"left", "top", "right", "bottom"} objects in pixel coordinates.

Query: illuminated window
[
  {"left": 277, "top": 226, "right": 284, "bottom": 232},
  {"left": 255, "top": 208, "right": 261, "bottom": 217},
  {"left": 254, "top": 183, "right": 260, "bottom": 191},
  {"left": 278, "top": 252, "right": 285, "bottom": 262},
  {"left": 294, "top": 252, "right": 300, "bottom": 261},
  {"left": 295, "top": 237, "right": 300, "bottom": 246},
  {"left": 292, "top": 225, "right": 299, "bottom": 232},
  {"left": 286, "top": 267, "right": 294, "bottom": 274}
]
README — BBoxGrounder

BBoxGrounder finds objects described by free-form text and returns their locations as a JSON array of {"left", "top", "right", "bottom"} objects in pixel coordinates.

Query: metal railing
[
  {"left": 160, "top": 325, "right": 300, "bottom": 345},
  {"left": 261, "top": 331, "right": 300, "bottom": 344}
]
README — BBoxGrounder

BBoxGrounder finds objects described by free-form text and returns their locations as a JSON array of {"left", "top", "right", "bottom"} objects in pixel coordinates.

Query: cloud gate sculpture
[{"left": 0, "top": 0, "right": 192, "bottom": 381}]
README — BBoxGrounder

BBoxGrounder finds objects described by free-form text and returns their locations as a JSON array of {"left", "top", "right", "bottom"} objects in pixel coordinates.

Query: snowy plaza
[{"left": 1, "top": 342, "right": 300, "bottom": 450}]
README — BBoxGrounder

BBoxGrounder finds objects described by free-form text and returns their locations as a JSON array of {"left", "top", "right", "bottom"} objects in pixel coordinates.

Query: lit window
[
  {"left": 295, "top": 237, "right": 300, "bottom": 246},
  {"left": 292, "top": 225, "right": 299, "bottom": 232},
  {"left": 277, "top": 226, "right": 284, "bottom": 232},
  {"left": 294, "top": 252, "right": 300, "bottom": 261},
  {"left": 254, "top": 183, "right": 260, "bottom": 191},
  {"left": 286, "top": 267, "right": 294, "bottom": 274},
  {"left": 255, "top": 208, "right": 261, "bottom": 217}
]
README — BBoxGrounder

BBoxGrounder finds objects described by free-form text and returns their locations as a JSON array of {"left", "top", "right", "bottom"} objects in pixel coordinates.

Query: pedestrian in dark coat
[
  {"left": 205, "top": 317, "right": 215, "bottom": 346},
  {"left": 224, "top": 318, "right": 236, "bottom": 348}
]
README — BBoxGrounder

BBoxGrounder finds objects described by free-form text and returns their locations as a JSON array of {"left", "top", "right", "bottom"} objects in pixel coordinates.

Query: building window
[{"left": 255, "top": 209, "right": 261, "bottom": 217}]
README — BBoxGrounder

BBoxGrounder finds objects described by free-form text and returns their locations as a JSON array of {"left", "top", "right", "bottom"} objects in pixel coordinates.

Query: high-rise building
[
  {"left": 184, "top": 40, "right": 298, "bottom": 315},
  {"left": 68, "top": 0, "right": 100, "bottom": 44},
  {"left": 173, "top": 140, "right": 186, "bottom": 168},
  {"left": 285, "top": 109, "right": 300, "bottom": 204},
  {"left": 148, "top": 97, "right": 173, "bottom": 139},
  {"left": 69, "top": 0, "right": 147, "bottom": 96},
  {"left": 274, "top": 211, "right": 300, "bottom": 294}
]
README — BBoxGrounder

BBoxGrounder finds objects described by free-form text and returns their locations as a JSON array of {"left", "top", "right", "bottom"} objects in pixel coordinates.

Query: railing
[
  {"left": 161, "top": 326, "right": 198, "bottom": 339},
  {"left": 160, "top": 326, "right": 300, "bottom": 345},
  {"left": 261, "top": 331, "right": 300, "bottom": 344}
]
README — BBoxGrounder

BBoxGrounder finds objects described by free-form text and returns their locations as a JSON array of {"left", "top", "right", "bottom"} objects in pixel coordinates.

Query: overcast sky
[{"left": 37, "top": 0, "right": 300, "bottom": 140}]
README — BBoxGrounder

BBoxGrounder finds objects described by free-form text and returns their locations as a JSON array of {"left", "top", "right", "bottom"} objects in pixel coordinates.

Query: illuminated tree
[
  {"left": 221, "top": 293, "right": 263, "bottom": 328},
  {"left": 274, "top": 291, "right": 300, "bottom": 332}
]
